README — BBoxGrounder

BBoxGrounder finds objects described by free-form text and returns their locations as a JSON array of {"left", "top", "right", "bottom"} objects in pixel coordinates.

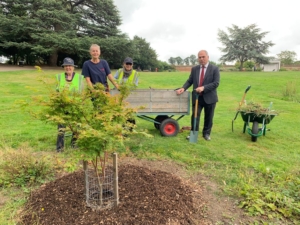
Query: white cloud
[{"left": 114, "top": 0, "right": 300, "bottom": 62}]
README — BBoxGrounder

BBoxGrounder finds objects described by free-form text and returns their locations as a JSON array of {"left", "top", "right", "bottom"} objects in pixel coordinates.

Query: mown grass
[{"left": 0, "top": 68, "right": 299, "bottom": 224}]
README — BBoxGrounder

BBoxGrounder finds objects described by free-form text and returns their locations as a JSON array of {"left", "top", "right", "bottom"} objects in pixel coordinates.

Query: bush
[
  {"left": 235, "top": 61, "right": 255, "bottom": 70},
  {"left": 239, "top": 169, "right": 300, "bottom": 220},
  {"left": 0, "top": 149, "right": 54, "bottom": 187},
  {"left": 282, "top": 81, "right": 299, "bottom": 102},
  {"left": 279, "top": 68, "right": 287, "bottom": 71}
]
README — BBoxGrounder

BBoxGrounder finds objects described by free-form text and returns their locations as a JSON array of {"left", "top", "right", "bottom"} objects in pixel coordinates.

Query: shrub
[
  {"left": 235, "top": 61, "right": 255, "bottom": 70},
  {"left": 255, "top": 67, "right": 262, "bottom": 71},
  {"left": 0, "top": 149, "right": 54, "bottom": 187},
  {"left": 279, "top": 68, "right": 287, "bottom": 71},
  {"left": 239, "top": 168, "right": 300, "bottom": 220},
  {"left": 282, "top": 81, "right": 298, "bottom": 101}
]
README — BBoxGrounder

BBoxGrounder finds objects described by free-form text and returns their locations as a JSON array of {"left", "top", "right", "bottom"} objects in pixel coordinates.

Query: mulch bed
[{"left": 20, "top": 164, "right": 208, "bottom": 225}]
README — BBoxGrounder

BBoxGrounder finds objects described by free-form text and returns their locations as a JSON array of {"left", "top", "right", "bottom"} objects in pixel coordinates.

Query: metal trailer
[{"left": 110, "top": 89, "right": 190, "bottom": 137}]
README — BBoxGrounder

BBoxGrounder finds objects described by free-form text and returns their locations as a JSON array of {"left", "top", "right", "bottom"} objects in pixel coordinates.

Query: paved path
[
  {"left": 0, "top": 64, "right": 35, "bottom": 72},
  {"left": 0, "top": 64, "right": 62, "bottom": 72}
]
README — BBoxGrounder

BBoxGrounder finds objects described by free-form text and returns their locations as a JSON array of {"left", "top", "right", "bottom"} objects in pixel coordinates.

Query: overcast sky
[{"left": 113, "top": 0, "right": 300, "bottom": 63}]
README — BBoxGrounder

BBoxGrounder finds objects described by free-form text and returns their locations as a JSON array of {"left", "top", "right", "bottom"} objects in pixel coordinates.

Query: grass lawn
[{"left": 0, "top": 68, "right": 299, "bottom": 224}]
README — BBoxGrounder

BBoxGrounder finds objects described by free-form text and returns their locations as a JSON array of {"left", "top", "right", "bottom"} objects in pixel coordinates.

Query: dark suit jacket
[{"left": 182, "top": 64, "right": 220, "bottom": 104}]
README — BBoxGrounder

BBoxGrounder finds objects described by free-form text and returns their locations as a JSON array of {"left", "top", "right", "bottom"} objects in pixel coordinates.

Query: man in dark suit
[{"left": 176, "top": 50, "right": 220, "bottom": 141}]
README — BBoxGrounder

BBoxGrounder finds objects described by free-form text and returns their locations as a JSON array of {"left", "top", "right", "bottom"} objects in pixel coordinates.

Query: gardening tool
[
  {"left": 189, "top": 93, "right": 199, "bottom": 143},
  {"left": 232, "top": 85, "right": 251, "bottom": 132},
  {"left": 239, "top": 85, "right": 251, "bottom": 107}
]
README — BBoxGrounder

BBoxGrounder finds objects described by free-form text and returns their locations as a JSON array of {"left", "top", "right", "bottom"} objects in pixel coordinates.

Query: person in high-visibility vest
[
  {"left": 114, "top": 57, "right": 139, "bottom": 131},
  {"left": 56, "top": 57, "right": 84, "bottom": 152},
  {"left": 114, "top": 57, "right": 139, "bottom": 86}
]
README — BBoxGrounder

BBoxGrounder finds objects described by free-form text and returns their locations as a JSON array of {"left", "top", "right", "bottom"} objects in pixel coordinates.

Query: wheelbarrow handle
[
  {"left": 232, "top": 111, "right": 240, "bottom": 132},
  {"left": 245, "top": 85, "right": 251, "bottom": 93},
  {"left": 268, "top": 102, "right": 273, "bottom": 111},
  {"left": 239, "top": 85, "right": 251, "bottom": 107}
]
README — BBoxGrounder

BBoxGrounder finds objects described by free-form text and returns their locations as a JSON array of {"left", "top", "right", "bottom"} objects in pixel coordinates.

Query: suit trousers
[{"left": 190, "top": 95, "right": 216, "bottom": 136}]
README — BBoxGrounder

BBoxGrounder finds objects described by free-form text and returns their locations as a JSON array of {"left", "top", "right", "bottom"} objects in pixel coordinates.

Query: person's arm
[
  {"left": 133, "top": 71, "right": 139, "bottom": 86},
  {"left": 176, "top": 68, "right": 194, "bottom": 95},
  {"left": 85, "top": 77, "right": 94, "bottom": 89},
  {"left": 135, "top": 76, "right": 139, "bottom": 86},
  {"left": 81, "top": 62, "right": 94, "bottom": 90},
  {"left": 114, "top": 69, "right": 119, "bottom": 80},
  {"left": 107, "top": 74, "right": 119, "bottom": 90},
  {"left": 79, "top": 75, "right": 85, "bottom": 92},
  {"left": 56, "top": 74, "right": 61, "bottom": 92},
  {"left": 176, "top": 87, "right": 185, "bottom": 95}
]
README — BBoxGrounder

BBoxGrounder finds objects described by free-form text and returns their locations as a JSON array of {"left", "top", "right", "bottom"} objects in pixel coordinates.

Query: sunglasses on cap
[{"left": 125, "top": 63, "right": 132, "bottom": 65}]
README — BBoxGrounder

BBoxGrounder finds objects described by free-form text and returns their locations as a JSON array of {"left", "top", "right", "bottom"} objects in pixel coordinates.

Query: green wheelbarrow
[
  {"left": 232, "top": 86, "right": 278, "bottom": 142},
  {"left": 236, "top": 110, "right": 277, "bottom": 142}
]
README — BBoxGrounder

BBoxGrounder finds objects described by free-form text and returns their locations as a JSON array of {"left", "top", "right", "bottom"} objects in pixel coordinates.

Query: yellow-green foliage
[
  {"left": 0, "top": 148, "right": 54, "bottom": 187},
  {"left": 31, "top": 76, "right": 148, "bottom": 175}
]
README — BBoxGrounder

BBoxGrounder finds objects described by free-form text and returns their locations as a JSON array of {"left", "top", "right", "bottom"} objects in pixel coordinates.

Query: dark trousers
[
  {"left": 190, "top": 95, "right": 216, "bottom": 136},
  {"left": 56, "top": 124, "right": 76, "bottom": 152}
]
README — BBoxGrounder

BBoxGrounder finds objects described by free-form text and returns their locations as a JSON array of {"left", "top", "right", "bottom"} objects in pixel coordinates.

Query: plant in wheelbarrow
[
  {"left": 239, "top": 101, "right": 279, "bottom": 142},
  {"left": 32, "top": 80, "right": 151, "bottom": 211}
]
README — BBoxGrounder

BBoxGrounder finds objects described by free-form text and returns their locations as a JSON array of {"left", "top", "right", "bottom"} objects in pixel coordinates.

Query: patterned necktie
[{"left": 199, "top": 66, "right": 205, "bottom": 86}]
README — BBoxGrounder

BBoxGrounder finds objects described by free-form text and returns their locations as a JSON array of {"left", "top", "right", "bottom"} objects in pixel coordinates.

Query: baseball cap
[{"left": 123, "top": 57, "right": 133, "bottom": 64}]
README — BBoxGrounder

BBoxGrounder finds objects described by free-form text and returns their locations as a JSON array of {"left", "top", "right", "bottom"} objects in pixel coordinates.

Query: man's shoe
[
  {"left": 203, "top": 135, "right": 211, "bottom": 141},
  {"left": 186, "top": 135, "right": 190, "bottom": 140}
]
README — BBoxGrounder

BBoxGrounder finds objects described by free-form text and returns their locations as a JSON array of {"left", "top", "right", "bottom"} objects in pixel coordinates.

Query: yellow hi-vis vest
[
  {"left": 117, "top": 69, "right": 137, "bottom": 84},
  {"left": 56, "top": 73, "right": 83, "bottom": 92}
]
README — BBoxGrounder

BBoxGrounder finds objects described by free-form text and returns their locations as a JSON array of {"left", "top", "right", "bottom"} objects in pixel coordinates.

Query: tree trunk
[
  {"left": 240, "top": 61, "right": 244, "bottom": 71},
  {"left": 48, "top": 51, "right": 58, "bottom": 66}
]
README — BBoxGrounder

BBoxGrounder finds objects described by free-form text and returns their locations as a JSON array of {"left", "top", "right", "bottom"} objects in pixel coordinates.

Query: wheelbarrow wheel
[
  {"left": 159, "top": 118, "right": 179, "bottom": 137},
  {"left": 251, "top": 121, "right": 259, "bottom": 142},
  {"left": 154, "top": 115, "right": 169, "bottom": 130}
]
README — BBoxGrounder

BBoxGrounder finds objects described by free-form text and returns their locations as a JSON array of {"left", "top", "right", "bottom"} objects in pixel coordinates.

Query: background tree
[
  {"left": 156, "top": 60, "right": 173, "bottom": 71},
  {"left": 183, "top": 57, "right": 190, "bottom": 65},
  {"left": 131, "top": 36, "right": 158, "bottom": 71},
  {"left": 96, "top": 36, "right": 134, "bottom": 69},
  {"left": 218, "top": 24, "right": 274, "bottom": 71},
  {"left": 168, "top": 57, "right": 176, "bottom": 65},
  {"left": 209, "top": 61, "right": 217, "bottom": 66},
  {"left": 277, "top": 50, "right": 297, "bottom": 65},
  {"left": 0, "top": 0, "right": 124, "bottom": 66},
  {"left": 189, "top": 55, "right": 197, "bottom": 65},
  {"left": 175, "top": 56, "right": 183, "bottom": 65}
]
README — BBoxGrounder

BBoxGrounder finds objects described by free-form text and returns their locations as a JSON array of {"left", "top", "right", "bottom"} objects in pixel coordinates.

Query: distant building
[
  {"left": 261, "top": 59, "right": 281, "bottom": 72},
  {"left": 0, "top": 56, "right": 9, "bottom": 64}
]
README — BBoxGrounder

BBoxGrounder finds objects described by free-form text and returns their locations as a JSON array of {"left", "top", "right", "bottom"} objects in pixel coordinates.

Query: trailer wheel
[
  {"left": 159, "top": 118, "right": 179, "bottom": 137},
  {"left": 251, "top": 121, "right": 259, "bottom": 142},
  {"left": 154, "top": 115, "right": 169, "bottom": 130}
]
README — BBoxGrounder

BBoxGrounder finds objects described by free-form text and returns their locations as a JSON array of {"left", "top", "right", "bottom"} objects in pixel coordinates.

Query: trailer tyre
[
  {"left": 154, "top": 115, "right": 169, "bottom": 130},
  {"left": 251, "top": 121, "right": 259, "bottom": 142},
  {"left": 159, "top": 118, "right": 179, "bottom": 137}
]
